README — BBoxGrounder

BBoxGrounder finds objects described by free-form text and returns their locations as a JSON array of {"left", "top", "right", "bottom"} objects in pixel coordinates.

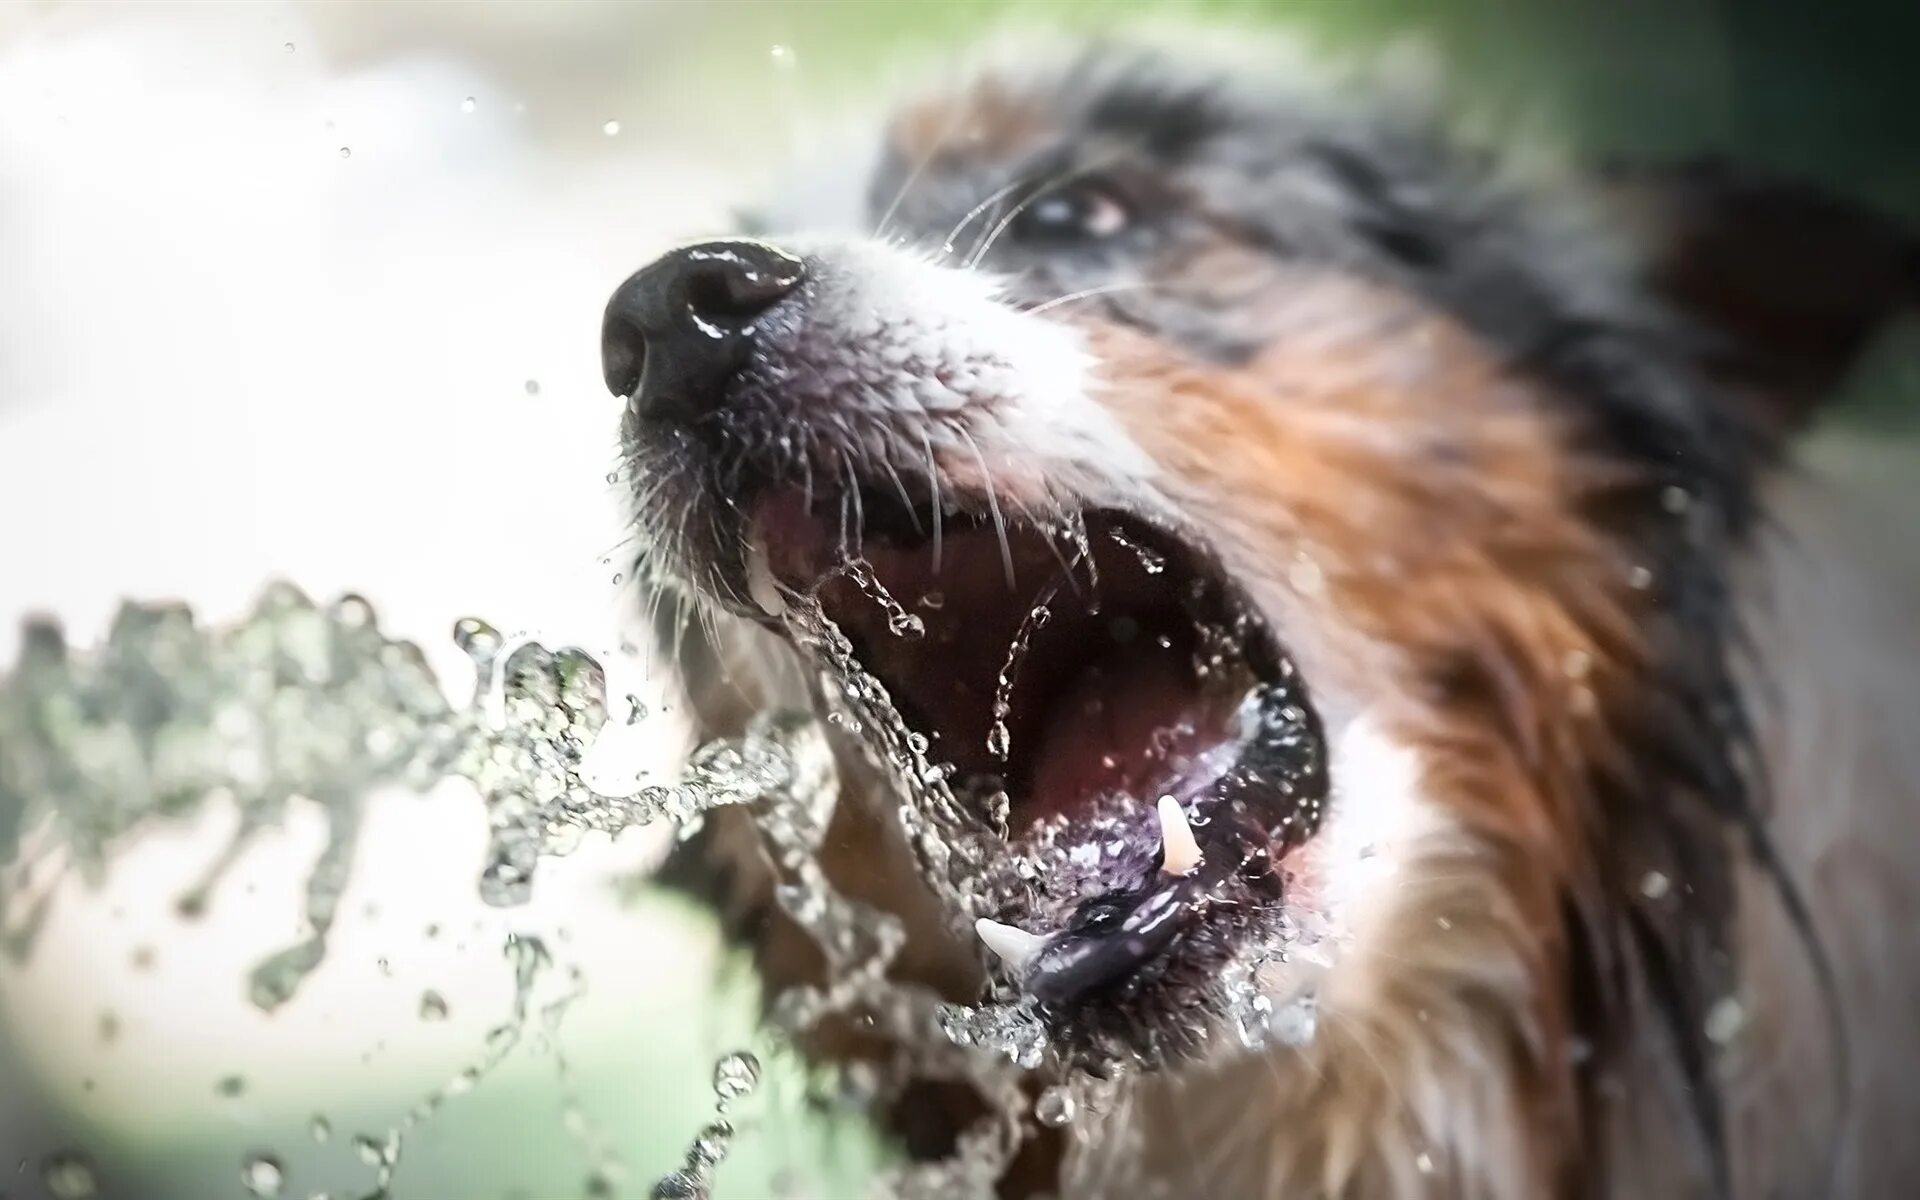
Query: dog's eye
[{"left": 1013, "top": 181, "right": 1131, "bottom": 245}]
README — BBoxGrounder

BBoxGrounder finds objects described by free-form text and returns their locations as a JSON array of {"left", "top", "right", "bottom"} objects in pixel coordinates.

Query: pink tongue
[{"left": 1024, "top": 637, "right": 1242, "bottom": 827}]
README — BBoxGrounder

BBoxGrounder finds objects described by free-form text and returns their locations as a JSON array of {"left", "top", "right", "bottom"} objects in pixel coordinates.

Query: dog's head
[{"left": 607, "top": 33, "right": 1912, "bottom": 1187}]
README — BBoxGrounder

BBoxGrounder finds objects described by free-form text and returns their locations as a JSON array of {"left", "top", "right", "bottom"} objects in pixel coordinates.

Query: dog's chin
[{"left": 725, "top": 478, "right": 1333, "bottom": 1066}]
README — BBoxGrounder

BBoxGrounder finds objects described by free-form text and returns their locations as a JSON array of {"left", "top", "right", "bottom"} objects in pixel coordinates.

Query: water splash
[
  {"left": 986, "top": 597, "right": 1054, "bottom": 764},
  {"left": 0, "top": 584, "right": 789, "bottom": 1010},
  {"left": 650, "top": 1050, "right": 764, "bottom": 1198},
  {"left": 0, "top": 583, "right": 1115, "bottom": 1198}
]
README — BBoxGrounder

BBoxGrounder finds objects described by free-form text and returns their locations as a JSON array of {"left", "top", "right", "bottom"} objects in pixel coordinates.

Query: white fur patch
[{"left": 771, "top": 237, "right": 1169, "bottom": 514}]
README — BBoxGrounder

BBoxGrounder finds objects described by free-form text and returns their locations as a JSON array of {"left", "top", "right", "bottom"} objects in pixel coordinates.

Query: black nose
[{"left": 601, "top": 239, "right": 806, "bottom": 419}]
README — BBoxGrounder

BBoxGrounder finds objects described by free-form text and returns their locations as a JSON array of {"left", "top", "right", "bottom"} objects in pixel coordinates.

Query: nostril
[{"left": 683, "top": 249, "right": 805, "bottom": 322}]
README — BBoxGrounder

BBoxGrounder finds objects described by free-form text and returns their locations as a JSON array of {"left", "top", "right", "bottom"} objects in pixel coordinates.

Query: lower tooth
[{"left": 746, "top": 538, "right": 785, "bottom": 616}]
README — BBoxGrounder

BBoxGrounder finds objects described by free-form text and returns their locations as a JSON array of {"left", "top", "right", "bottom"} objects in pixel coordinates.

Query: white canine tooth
[
  {"left": 974, "top": 918, "right": 1046, "bottom": 974},
  {"left": 745, "top": 537, "right": 785, "bottom": 616},
  {"left": 1158, "top": 795, "right": 1202, "bottom": 877}
]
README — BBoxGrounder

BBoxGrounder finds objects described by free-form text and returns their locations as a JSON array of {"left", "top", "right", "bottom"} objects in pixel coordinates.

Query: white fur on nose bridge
[{"left": 777, "top": 236, "right": 1165, "bottom": 510}]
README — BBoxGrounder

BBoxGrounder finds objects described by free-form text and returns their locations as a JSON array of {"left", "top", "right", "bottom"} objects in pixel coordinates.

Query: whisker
[
  {"left": 958, "top": 425, "right": 1016, "bottom": 587},
  {"left": 873, "top": 102, "right": 969, "bottom": 242},
  {"left": 841, "top": 448, "right": 866, "bottom": 559},
  {"left": 940, "top": 176, "right": 1027, "bottom": 259},
  {"left": 1025, "top": 279, "right": 1161, "bottom": 316},
  {"left": 964, "top": 153, "right": 1125, "bottom": 270},
  {"left": 922, "top": 429, "right": 944, "bottom": 572},
  {"left": 880, "top": 442, "right": 926, "bottom": 536}
]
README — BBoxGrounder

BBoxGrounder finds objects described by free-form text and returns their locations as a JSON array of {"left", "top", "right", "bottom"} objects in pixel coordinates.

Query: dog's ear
[{"left": 1600, "top": 157, "right": 1919, "bottom": 430}]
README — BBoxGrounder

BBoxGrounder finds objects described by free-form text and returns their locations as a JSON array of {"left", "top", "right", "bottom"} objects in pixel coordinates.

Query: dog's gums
[{"left": 745, "top": 484, "right": 1327, "bottom": 1029}]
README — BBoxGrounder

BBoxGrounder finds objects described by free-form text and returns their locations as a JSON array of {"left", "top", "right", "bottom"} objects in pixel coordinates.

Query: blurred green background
[{"left": 0, "top": 2, "right": 1912, "bottom": 1199}]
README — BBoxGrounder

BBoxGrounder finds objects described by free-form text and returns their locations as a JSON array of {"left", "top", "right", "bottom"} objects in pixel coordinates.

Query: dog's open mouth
[{"left": 746, "top": 481, "right": 1328, "bottom": 1044}]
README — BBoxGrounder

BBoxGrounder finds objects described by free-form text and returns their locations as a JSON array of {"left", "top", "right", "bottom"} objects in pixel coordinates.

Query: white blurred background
[{"left": 0, "top": 3, "right": 883, "bottom": 1197}]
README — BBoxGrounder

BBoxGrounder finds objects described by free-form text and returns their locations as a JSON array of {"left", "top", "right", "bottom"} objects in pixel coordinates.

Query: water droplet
[
  {"left": 1639, "top": 870, "right": 1671, "bottom": 900},
  {"left": 712, "top": 1051, "right": 761, "bottom": 1104},
  {"left": 310, "top": 1114, "right": 332, "bottom": 1143},
  {"left": 242, "top": 1154, "right": 284, "bottom": 1197},
  {"left": 612, "top": 572, "right": 624, "bottom": 585},
  {"left": 1415, "top": 1150, "right": 1435, "bottom": 1174},
  {"left": 337, "top": 146, "right": 352, "bottom": 159},
  {"left": 650, "top": 1171, "right": 706, "bottom": 1200},
  {"left": 1705, "top": 995, "right": 1746, "bottom": 1044},
  {"left": 602, "top": 120, "right": 622, "bottom": 137},
  {"left": 1034, "top": 1086, "right": 1076, "bottom": 1127},
  {"left": 1661, "top": 485, "right": 1691, "bottom": 514},
  {"left": 418, "top": 990, "right": 449, "bottom": 1021},
  {"left": 460, "top": 96, "right": 477, "bottom": 114},
  {"left": 769, "top": 44, "right": 795, "bottom": 66},
  {"left": 625, "top": 695, "right": 648, "bottom": 725},
  {"left": 1287, "top": 554, "right": 1324, "bottom": 594},
  {"left": 688, "top": 1120, "right": 733, "bottom": 1168},
  {"left": 524, "top": 379, "right": 541, "bottom": 396},
  {"left": 986, "top": 721, "right": 1011, "bottom": 760},
  {"left": 888, "top": 611, "right": 925, "bottom": 638},
  {"left": 1562, "top": 649, "right": 1592, "bottom": 680},
  {"left": 1627, "top": 565, "right": 1654, "bottom": 590},
  {"left": 98, "top": 1011, "right": 120, "bottom": 1043},
  {"left": 216, "top": 1074, "right": 247, "bottom": 1098},
  {"left": 282, "top": 42, "right": 296, "bottom": 54},
  {"left": 42, "top": 1151, "right": 99, "bottom": 1199}
]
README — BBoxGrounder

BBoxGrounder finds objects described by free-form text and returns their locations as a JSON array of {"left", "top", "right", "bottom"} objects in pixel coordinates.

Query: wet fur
[{"left": 638, "top": 35, "right": 1920, "bottom": 1200}]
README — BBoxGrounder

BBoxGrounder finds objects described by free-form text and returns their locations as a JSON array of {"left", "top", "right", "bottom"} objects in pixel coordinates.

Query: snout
[{"left": 601, "top": 239, "right": 806, "bottom": 419}]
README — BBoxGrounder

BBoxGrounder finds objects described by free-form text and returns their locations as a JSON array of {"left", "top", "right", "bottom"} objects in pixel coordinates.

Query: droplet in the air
[
  {"left": 242, "top": 1154, "right": 285, "bottom": 1197},
  {"left": 337, "top": 146, "right": 352, "bottom": 159},
  {"left": 1034, "top": 1086, "right": 1076, "bottom": 1127},
  {"left": 1704, "top": 995, "right": 1746, "bottom": 1045},
  {"left": 1640, "top": 870, "right": 1671, "bottom": 900},
  {"left": 42, "top": 1151, "right": 99, "bottom": 1199},
  {"left": 688, "top": 1120, "right": 734, "bottom": 1168},
  {"left": 419, "top": 990, "right": 449, "bottom": 1021},
  {"left": 712, "top": 1051, "right": 761, "bottom": 1104},
  {"left": 602, "top": 120, "right": 622, "bottom": 136},
  {"left": 461, "top": 96, "right": 477, "bottom": 114},
  {"left": 310, "top": 1114, "right": 332, "bottom": 1143},
  {"left": 524, "top": 379, "right": 541, "bottom": 396},
  {"left": 888, "top": 611, "right": 925, "bottom": 638},
  {"left": 650, "top": 1171, "right": 706, "bottom": 1200},
  {"left": 216, "top": 1074, "right": 247, "bottom": 1098}
]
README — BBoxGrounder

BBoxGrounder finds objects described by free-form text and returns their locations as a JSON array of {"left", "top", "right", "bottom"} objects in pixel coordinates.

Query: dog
[{"left": 605, "top": 34, "right": 1920, "bottom": 1199}]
